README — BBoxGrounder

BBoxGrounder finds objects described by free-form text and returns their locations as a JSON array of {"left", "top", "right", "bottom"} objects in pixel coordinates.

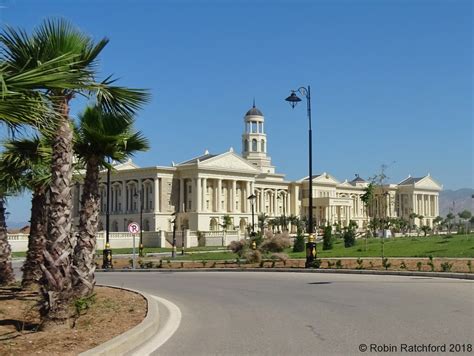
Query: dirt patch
[
  {"left": 0, "top": 285, "right": 146, "bottom": 356},
  {"left": 103, "top": 256, "right": 473, "bottom": 273}
]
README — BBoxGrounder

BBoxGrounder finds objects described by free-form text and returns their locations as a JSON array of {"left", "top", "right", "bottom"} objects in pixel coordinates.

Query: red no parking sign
[{"left": 128, "top": 222, "right": 140, "bottom": 234}]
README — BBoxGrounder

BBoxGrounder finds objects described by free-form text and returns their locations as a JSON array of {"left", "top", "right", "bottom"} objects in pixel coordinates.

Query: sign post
[{"left": 128, "top": 222, "right": 140, "bottom": 269}]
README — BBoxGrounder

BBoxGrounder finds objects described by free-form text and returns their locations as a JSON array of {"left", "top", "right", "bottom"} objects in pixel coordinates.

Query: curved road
[{"left": 97, "top": 272, "right": 472, "bottom": 355}]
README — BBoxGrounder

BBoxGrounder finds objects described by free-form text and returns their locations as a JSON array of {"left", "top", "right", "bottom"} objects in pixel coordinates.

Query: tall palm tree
[
  {"left": 0, "top": 54, "right": 91, "bottom": 129},
  {"left": 0, "top": 162, "right": 25, "bottom": 286},
  {"left": 73, "top": 106, "right": 149, "bottom": 297},
  {"left": 0, "top": 137, "right": 52, "bottom": 288},
  {"left": 0, "top": 19, "right": 149, "bottom": 326}
]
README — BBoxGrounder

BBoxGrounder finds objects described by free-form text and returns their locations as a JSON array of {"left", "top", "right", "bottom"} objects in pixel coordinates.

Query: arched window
[
  {"left": 261, "top": 140, "right": 265, "bottom": 152},
  {"left": 245, "top": 139, "right": 249, "bottom": 152},
  {"left": 252, "top": 139, "right": 258, "bottom": 152}
]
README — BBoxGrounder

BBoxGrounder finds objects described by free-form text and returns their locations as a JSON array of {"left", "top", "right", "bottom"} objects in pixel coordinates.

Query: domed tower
[{"left": 241, "top": 101, "right": 275, "bottom": 174}]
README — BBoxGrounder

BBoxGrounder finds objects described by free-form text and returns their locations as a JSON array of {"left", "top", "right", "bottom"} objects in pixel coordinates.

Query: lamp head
[{"left": 285, "top": 91, "right": 301, "bottom": 108}]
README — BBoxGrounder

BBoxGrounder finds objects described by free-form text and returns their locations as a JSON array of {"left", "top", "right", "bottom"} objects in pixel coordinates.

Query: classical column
[
  {"left": 231, "top": 180, "right": 236, "bottom": 212},
  {"left": 154, "top": 178, "right": 160, "bottom": 213},
  {"left": 428, "top": 195, "right": 432, "bottom": 217},
  {"left": 245, "top": 181, "right": 251, "bottom": 213},
  {"left": 217, "top": 179, "right": 222, "bottom": 212},
  {"left": 179, "top": 178, "right": 185, "bottom": 212},
  {"left": 203, "top": 178, "right": 208, "bottom": 212},
  {"left": 121, "top": 181, "right": 126, "bottom": 213},
  {"left": 273, "top": 190, "right": 278, "bottom": 216},
  {"left": 196, "top": 177, "right": 201, "bottom": 212}
]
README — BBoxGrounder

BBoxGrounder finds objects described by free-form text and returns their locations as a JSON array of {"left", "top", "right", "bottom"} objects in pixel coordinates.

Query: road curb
[
  {"left": 97, "top": 268, "right": 474, "bottom": 280},
  {"left": 79, "top": 285, "right": 160, "bottom": 356}
]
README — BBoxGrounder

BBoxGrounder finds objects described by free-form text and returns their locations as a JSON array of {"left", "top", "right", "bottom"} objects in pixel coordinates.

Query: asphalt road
[{"left": 96, "top": 271, "right": 474, "bottom": 356}]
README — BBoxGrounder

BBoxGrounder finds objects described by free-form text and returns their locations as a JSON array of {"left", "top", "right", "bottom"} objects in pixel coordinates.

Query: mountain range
[{"left": 439, "top": 188, "right": 473, "bottom": 217}]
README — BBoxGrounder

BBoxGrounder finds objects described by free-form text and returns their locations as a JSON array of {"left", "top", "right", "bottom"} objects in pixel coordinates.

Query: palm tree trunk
[
  {"left": 0, "top": 197, "right": 15, "bottom": 286},
  {"left": 40, "top": 99, "right": 76, "bottom": 328},
  {"left": 22, "top": 187, "right": 47, "bottom": 288},
  {"left": 73, "top": 157, "right": 99, "bottom": 298}
]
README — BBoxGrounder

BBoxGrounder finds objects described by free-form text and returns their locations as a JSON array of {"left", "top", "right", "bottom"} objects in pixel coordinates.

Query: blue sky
[{"left": 1, "top": 0, "right": 472, "bottom": 224}]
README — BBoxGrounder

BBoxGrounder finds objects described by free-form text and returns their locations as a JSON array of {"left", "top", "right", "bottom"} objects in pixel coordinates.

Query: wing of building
[{"left": 72, "top": 103, "right": 442, "bottom": 234}]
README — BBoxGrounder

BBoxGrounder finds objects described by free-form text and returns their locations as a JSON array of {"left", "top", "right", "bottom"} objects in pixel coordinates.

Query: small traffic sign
[{"left": 128, "top": 222, "right": 140, "bottom": 234}]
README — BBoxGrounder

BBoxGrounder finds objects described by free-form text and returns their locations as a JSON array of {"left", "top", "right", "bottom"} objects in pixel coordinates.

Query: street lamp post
[
  {"left": 171, "top": 216, "right": 177, "bottom": 258},
  {"left": 181, "top": 224, "right": 185, "bottom": 255},
  {"left": 134, "top": 189, "right": 144, "bottom": 257},
  {"left": 103, "top": 163, "right": 113, "bottom": 269},
  {"left": 285, "top": 86, "right": 315, "bottom": 268},
  {"left": 247, "top": 194, "right": 256, "bottom": 237}
]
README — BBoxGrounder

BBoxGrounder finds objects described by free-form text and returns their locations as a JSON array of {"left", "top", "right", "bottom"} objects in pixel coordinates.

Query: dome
[{"left": 245, "top": 100, "right": 263, "bottom": 116}]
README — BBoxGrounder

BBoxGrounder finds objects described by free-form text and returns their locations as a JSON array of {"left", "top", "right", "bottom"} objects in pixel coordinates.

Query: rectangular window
[{"left": 188, "top": 185, "right": 192, "bottom": 193}]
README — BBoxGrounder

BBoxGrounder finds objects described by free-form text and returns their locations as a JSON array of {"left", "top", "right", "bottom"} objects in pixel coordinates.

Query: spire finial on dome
[{"left": 253, "top": 97, "right": 256, "bottom": 108}]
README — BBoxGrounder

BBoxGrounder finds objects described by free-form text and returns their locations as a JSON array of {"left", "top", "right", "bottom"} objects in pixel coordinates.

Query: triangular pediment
[
  {"left": 113, "top": 159, "right": 140, "bottom": 171},
  {"left": 414, "top": 175, "right": 443, "bottom": 190},
  {"left": 198, "top": 152, "right": 260, "bottom": 173},
  {"left": 298, "top": 172, "right": 340, "bottom": 185}
]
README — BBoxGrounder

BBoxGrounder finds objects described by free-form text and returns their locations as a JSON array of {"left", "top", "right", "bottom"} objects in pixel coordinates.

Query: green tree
[
  {"left": 322, "top": 225, "right": 333, "bottom": 250},
  {"left": 0, "top": 19, "right": 149, "bottom": 327},
  {"left": 258, "top": 213, "right": 268, "bottom": 232},
  {"left": 445, "top": 213, "right": 455, "bottom": 233},
  {"left": 0, "top": 137, "right": 52, "bottom": 288},
  {"left": 73, "top": 106, "right": 149, "bottom": 297},
  {"left": 420, "top": 225, "right": 431, "bottom": 237},
  {"left": 221, "top": 215, "right": 233, "bottom": 231},
  {"left": 433, "top": 216, "right": 443, "bottom": 234}
]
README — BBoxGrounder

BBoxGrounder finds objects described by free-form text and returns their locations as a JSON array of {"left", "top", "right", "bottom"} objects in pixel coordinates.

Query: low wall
[{"left": 8, "top": 231, "right": 166, "bottom": 252}]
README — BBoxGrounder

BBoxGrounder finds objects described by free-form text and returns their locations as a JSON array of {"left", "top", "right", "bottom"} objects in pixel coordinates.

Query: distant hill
[{"left": 439, "top": 188, "right": 473, "bottom": 217}]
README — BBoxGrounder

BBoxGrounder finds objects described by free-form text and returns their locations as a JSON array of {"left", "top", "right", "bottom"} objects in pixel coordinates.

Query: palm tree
[
  {"left": 0, "top": 54, "right": 92, "bottom": 128},
  {"left": 0, "top": 161, "right": 25, "bottom": 286},
  {"left": 73, "top": 106, "right": 149, "bottom": 297},
  {"left": 0, "top": 19, "right": 149, "bottom": 326},
  {"left": 0, "top": 137, "right": 51, "bottom": 288},
  {"left": 258, "top": 213, "right": 268, "bottom": 233}
]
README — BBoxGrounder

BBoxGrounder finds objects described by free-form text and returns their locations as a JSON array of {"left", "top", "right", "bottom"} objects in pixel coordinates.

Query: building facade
[{"left": 72, "top": 104, "right": 442, "bottom": 233}]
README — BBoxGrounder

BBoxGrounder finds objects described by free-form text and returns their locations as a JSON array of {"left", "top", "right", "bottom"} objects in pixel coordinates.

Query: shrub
[
  {"left": 427, "top": 255, "right": 435, "bottom": 272},
  {"left": 270, "top": 253, "right": 289, "bottom": 266},
  {"left": 252, "top": 232, "right": 264, "bottom": 247},
  {"left": 335, "top": 260, "right": 343, "bottom": 269},
  {"left": 440, "top": 262, "right": 453, "bottom": 272},
  {"left": 201, "top": 260, "right": 208, "bottom": 267},
  {"left": 343, "top": 229, "right": 356, "bottom": 248},
  {"left": 382, "top": 258, "right": 391, "bottom": 270},
  {"left": 356, "top": 258, "right": 364, "bottom": 270},
  {"left": 293, "top": 234, "right": 305, "bottom": 252},
  {"left": 308, "top": 259, "right": 322, "bottom": 268},
  {"left": 264, "top": 230, "right": 274, "bottom": 239},
  {"left": 467, "top": 260, "right": 472, "bottom": 273},
  {"left": 144, "top": 261, "right": 153, "bottom": 269},
  {"left": 260, "top": 235, "right": 291, "bottom": 253},
  {"left": 416, "top": 261, "right": 422, "bottom": 271},
  {"left": 399, "top": 261, "right": 407, "bottom": 270},
  {"left": 74, "top": 293, "right": 96, "bottom": 316},
  {"left": 245, "top": 249, "right": 262, "bottom": 264},
  {"left": 322, "top": 225, "right": 333, "bottom": 250},
  {"left": 327, "top": 260, "right": 334, "bottom": 268},
  {"left": 197, "top": 230, "right": 205, "bottom": 247},
  {"left": 228, "top": 239, "right": 248, "bottom": 257},
  {"left": 369, "top": 261, "right": 374, "bottom": 269}
]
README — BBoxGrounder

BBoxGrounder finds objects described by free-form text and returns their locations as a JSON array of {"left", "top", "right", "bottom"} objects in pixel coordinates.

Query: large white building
[{"left": 72, "top": 104, "right": 442, "bottom": 234}]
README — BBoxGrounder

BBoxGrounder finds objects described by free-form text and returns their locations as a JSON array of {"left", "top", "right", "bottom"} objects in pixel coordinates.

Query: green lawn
[
  {"left": 288, "top": 234, "right": 474, "bottom": 259},
  {"left": 12, "top": 234, "right": 473, "bottom": 260}
]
